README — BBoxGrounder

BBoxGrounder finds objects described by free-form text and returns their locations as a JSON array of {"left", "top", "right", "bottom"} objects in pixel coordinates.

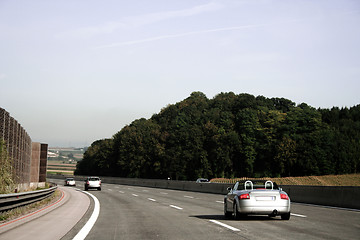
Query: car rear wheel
[
  {"left": 233, "top": 203, "right": 240, "bottom": 219},
  {"left": 98, "top": 187, "right": 101, "bottom": 191},
  {"left": 224, "top": 202, "right": 232, "bottom": 219},
  {"left": 233, "top": 202, "right": 246, "bottom": 220},
  {"left": 281, "top": 212, "right": 290, "bottom": 220}
]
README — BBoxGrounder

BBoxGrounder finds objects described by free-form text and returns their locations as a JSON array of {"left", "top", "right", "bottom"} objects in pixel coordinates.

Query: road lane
[
  {"left": 85, "top": 184, "right": 241, "bottom": 240},
  {"left": 85, "top": 183, "right": 359, "bottom": 240},
  {"left": 4, "top": 179, "right": 357, "bottom": 240}
]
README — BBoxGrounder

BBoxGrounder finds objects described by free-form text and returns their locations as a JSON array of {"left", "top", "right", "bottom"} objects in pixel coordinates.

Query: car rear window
[{"left": 89, "top": 177, "right": 99, "bottom": 181}]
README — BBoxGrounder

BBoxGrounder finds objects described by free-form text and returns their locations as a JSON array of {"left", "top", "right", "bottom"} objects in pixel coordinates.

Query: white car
[
  {"left": 224, "top": 180, "right": 291, "bottom": 220},
  {"left": 84, "top": 176, "right": 101, "bottom": 191},
  {"left": 64, "top": 178, "right": 76, "bottom": 186}
]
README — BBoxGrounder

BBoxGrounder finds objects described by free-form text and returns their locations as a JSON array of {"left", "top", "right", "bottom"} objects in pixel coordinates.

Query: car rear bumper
[
  {"left": 238, "top": 205, "right": 290, "bottom": 215},
  {"left": 85, "top": 184, "right": 101, "bottom": 188}
]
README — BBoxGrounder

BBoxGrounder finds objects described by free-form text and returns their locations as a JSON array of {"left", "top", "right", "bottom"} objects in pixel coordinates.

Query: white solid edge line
[
  {"left": 209, "top": 220, "right": 240, "bottom": 232},
  {"left": 72, "top": 191, "right": 100, "bottom": 240}
]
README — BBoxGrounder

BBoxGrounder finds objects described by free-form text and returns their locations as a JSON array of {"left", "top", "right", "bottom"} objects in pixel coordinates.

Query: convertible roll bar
[
  {"left": 244, "top": 180, "right": 253, "bottom": 190},
  {"left": 265, "top": 180, "right": 274, "bottom": 190}
]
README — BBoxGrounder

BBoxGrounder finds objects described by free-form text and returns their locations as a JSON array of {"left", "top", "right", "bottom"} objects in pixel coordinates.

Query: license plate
[{"left": 256, "top": 196, "right": 274, "bottom": 201}]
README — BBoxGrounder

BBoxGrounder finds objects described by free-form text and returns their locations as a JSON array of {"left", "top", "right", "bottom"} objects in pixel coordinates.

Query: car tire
[
  {"left": 224, "top": 202, "right": 232, "bottom": 219},
  {"left": 233, "top": 203, "right": 240, "bottom": 220},
  {"left": 98, "top": 187, "right": 101, "bottom": 191},
  {"left": 281, "top": 212, "right": 290, "bottom": 220},
  {"left": 234, "top": 202, "right": 247, "bottom": 220},
  {"left": 85, "top": 186, "right": 88, "bottom": 191}
]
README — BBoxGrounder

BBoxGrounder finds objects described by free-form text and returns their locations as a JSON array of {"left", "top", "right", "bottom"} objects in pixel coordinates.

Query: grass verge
[{"left": 210, "top": 173, "right": 360, "bottom": 186}]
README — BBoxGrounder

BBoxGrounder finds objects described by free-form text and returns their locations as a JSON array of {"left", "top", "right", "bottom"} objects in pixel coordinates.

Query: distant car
[
  {"left": 84, "top": 176, "right": 101, "bottom": 191},
  {"left": 224, "top": 180, "right": 291, "bottom": 220},
  {"left": 64, "top": 177, "right": 76, "bottom": 186},
  {"left": 196, "top": 178, "right": 209, "bottom": 183}
]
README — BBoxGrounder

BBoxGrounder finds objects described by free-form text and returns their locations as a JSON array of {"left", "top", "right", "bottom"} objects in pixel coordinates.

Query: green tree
[
  {"left": 113, "top": 119, "right": 165, "bottom": 178},
  {"left": 75, "top": 92, "right": 360, "bottom": 179},
  {"left": 274, "top": 136, "right": 297, "bottom": 176},
  {"left": 75, "top": 139, "right": 113, "bottom": 176}
]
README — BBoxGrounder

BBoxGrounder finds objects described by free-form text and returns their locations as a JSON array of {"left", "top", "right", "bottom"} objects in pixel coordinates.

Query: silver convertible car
[{"left": 224, "top": 180, "right": 291, "bottom": 220}]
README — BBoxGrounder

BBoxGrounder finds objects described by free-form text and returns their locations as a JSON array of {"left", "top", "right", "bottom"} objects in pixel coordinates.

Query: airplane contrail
[
  {"left": 96, "top": 23, "right": 272, "bottom": 49},
  {"left": 96, "top": 8, "right": 360, "bottom": 50}
]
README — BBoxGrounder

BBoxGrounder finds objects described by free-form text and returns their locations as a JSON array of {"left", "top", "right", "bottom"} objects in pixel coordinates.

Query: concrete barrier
[
  {"left": 281, "top": 185, "right": 360, "bottom": 210},
  {"left": 48, "top": 174, "right": 360, "bottom": 210}
]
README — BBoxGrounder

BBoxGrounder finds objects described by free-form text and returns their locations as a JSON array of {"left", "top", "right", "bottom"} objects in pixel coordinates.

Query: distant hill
[{"left": 75, "top": 92, "right": 360, "bottom": 180}]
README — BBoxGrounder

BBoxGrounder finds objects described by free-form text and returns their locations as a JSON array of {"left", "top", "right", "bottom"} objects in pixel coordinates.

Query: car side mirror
[{"left": 227, "top": 187, "right": 232, "bottom": 192}]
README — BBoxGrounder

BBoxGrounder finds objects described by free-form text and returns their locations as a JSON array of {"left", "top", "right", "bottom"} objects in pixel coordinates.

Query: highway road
[
  {"left": 1, "top": 179, "right": 359, "bottom": 239},
  {"left": 82, "top": 183, "right": 359, "bottom": 240}
]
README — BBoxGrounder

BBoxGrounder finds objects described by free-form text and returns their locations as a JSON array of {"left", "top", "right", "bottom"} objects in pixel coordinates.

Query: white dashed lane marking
[
  {"left": 170, "top": 205, "right": 183, "bottom": 210},
  {"left": 209, "top": 220, "right": 240, "bottom": 232},
  {"left": 132, "top": 194, "right": 138, "bottom": 197},
  {"left": 184, "top": 195, "right": 194, "bottom": 199},
  {"left": 291, "top": 213, "right": 307, "bottom": 218}
]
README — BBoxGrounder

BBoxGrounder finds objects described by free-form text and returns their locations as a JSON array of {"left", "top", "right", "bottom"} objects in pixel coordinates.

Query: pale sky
[{"left": 1, "top": 0, "right": 359, "bottom": 147}]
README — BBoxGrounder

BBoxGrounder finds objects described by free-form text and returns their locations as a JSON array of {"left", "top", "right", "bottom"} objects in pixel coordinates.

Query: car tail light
[
  {"left": 99, "top": 180, "right": 101, "bottom": 185},
  {"left": 86, "top": 181, "right": 89, "bottom": 185},
  {"left": 281, "top": 193, "right": 289, "bottom": 200},
  {"left": 239, "top": 193, "right": 250, "bottom": 199}
]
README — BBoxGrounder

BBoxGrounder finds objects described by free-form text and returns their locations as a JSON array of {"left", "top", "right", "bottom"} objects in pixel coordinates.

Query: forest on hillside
[{"left": 75, "top": 92, "right": 360, "bottom": 180}]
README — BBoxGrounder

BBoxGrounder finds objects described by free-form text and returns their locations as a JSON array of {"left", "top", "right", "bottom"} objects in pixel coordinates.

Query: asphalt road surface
[
  {"left": 1, "top": 179, "right": 359, "bottom": 240},
  {"left": 80, "top": 182, "right": 360, "bottom": 240}
]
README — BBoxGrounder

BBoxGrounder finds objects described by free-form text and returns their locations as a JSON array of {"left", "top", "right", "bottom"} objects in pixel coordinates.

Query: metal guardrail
[{"left": 0, "top": 184, "right": 57, "bottom": 212}]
